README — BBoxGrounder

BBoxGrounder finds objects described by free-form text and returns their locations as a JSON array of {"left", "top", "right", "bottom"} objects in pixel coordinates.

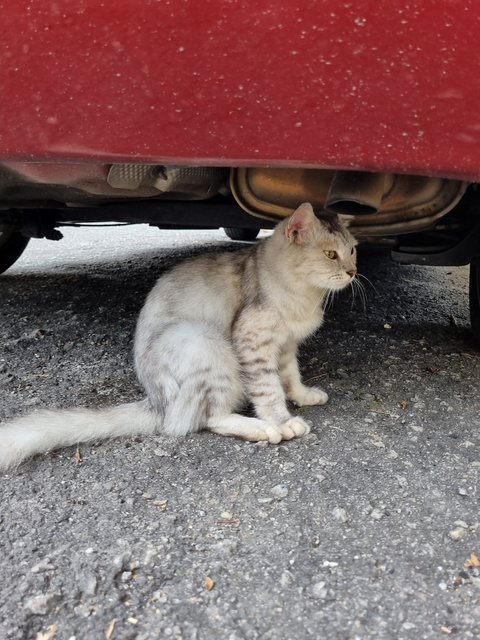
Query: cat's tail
[{"left": 0, "top": 400, "right": 157, "bottom": 471}]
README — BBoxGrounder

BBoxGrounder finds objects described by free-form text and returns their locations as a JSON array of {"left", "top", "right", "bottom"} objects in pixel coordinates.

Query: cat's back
[{"left": 140, "top": 246, "right": 253, "bottom": 329}]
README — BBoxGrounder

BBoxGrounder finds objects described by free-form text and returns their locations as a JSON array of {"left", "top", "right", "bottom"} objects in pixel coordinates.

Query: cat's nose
[{"left": 347, "top": 269, "right": 357, "bottom": 278}]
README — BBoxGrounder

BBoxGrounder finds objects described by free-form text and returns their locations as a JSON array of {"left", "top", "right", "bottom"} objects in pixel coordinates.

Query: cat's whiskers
[
  {"left": 351, "top": 276, "right": 367, "bottom": 312},
  {"left": 349, "top": 278, "right": 357, "bottom": 310},
  {"left": 358, "top": 272, "right": 378, "bottom": 296},
  {"left": 322, "top": 288, "right": 337, "bottom": 312}
]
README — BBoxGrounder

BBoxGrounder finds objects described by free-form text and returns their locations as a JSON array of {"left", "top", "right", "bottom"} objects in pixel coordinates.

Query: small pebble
[
  {"left": 311, "top": 581, "right": 328, "bottom": 598},
  {"left": 280, "top": 570, "right": 294, "bottom": 587},
  {"left": 271, "top": 484, "right": 289, "bottom": 499},
  {"left": 79, "top": 573, "right": 98, "bottom": 596},
  {"left": 458, "top": 488, "right": 468, "bottom": 496},
  {"left": 471, "top": 577, "right": 480, "bottom": 590},
  {"left": 410, "top": 425, "right": 424, "bottom": 433},
  {"left": 332, "top": 507, "right": 349, "bottom": 523},
  {"left": 23, "top": 593, "right": 59, "bottom": 615},
  {"left": 402, "top": 622, "right": 416, "bottom": 630},
  {"left": 112, "top": 552, "right": 131, "bottom": 569},
  {"left": 449, "top": 527, "right": 466, "bottom": 541},
  {"left": 31, "top": 558, "right": 54, "bottom": 574},
  {"left": 154, "top": 448, "right": 171, "bottom": 457},
  {"left": 322, "top": 560, "right": 338, "bottom": 568},
  {"left": 370, "top": 507, "right": 385, "bottom": 521}
]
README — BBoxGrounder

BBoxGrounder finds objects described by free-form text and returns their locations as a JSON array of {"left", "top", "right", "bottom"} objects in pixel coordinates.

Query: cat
[{"left": 0, "top": 202, "right": 357, "bottom": 469}]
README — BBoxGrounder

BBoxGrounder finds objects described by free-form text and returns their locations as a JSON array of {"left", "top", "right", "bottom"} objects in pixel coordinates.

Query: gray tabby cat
[{"left": 0, "top": 202, "right": 357, "bottom": 469}]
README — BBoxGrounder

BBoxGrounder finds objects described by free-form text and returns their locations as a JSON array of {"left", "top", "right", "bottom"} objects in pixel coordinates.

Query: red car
[{"left": 1, "top": 1, "right": 479, "bottom": 339}]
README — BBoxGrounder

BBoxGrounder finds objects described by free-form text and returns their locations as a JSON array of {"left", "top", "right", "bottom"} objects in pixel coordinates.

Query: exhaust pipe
[{"left": 325, "top": 171, "right": 389, "bottom": 215}]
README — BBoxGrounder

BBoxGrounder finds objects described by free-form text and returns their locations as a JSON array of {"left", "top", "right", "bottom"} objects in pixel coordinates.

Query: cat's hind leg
[
  {"left": 206, "top": 414, "right": 307, "bottom": 443},
  {"left": 137, "top": 321, "right": 311, "bottom": 442},
  {"left": 137, "top": 321, "right": 246, "bottom": 436}
]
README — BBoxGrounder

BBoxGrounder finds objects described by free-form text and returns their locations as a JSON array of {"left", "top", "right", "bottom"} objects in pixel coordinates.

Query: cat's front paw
[
  {"left": 280, "top": 416, "right": 311, "bottom": 439},
  {"left": 290, "top": 386, "right": 328, "bottom": 406}
]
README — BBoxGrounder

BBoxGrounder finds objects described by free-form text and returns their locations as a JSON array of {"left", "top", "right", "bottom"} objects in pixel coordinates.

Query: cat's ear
[
  {"left": 337, "top": 214, "right": 355, "bottom": 228},
  {"left": 285, "top": 202, "right": 317, "bottom": 244}
]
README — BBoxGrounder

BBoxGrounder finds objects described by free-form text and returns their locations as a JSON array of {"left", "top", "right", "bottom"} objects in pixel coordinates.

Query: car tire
[
  {"left": 223, "top": 227, "right": 260, "bottom": 241},
  {"left": 0, "top": 230, "right": 30, "bottom": 274},
  {"left": 469, "top": 259, "right": 480, "bottom": 344}
]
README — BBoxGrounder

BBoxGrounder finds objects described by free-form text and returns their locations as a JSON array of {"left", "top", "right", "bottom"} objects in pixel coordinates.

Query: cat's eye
[{"left": 324, "top": 250, "right": 338, "bottom": 260}]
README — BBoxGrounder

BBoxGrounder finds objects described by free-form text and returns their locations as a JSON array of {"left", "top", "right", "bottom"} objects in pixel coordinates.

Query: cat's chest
[{"left": 285, "top": 307, "right": 324, "bottom": 342}]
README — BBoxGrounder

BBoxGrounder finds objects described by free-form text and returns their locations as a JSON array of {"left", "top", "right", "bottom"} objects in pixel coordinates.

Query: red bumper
[{"left": 1, "top": 0, "right": 479, "bottom": 181}]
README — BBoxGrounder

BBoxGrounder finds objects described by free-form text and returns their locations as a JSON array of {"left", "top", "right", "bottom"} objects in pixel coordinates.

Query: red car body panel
[{"left": 1, "top": 0, "right": 480, "bottom": 181}]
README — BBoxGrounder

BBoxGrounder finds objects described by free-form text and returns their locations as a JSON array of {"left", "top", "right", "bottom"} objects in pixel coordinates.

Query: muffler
[
  {"left": 230, "top": 167, "right": 467, "bottom": 236},
  {"left": 324, "top": 171, "right": 389, "bottom": 215}
]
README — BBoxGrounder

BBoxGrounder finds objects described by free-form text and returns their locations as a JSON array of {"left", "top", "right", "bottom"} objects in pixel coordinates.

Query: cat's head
[{"left": 278, "top": 202, "right": 357, "bottom": 291}]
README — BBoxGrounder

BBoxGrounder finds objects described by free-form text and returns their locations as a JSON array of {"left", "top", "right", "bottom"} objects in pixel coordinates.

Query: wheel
[
  {"left": 0, "top": 230, "right": 30, "bottom": 274},
  {"left": 223, "top": 227, "right": 260, "bottom": 241},
  {"left": 470, "top": 259, "right": 480, "bottom": 343}
]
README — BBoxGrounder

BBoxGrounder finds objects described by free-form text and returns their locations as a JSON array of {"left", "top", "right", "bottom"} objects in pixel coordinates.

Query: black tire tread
[
  {"left": 0, "top": 231, "right": 30, "bottom": 274},
  {"left": 224, "top": 227, "right": 260, "bottom": 241},
  {"left": 469, "top": 259, "right": 480, "bottom": 344}
]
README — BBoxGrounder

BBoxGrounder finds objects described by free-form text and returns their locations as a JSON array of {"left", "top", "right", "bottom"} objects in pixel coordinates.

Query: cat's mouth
[{"left": 326, "top": 273, "right": 356, "bottom": 290}]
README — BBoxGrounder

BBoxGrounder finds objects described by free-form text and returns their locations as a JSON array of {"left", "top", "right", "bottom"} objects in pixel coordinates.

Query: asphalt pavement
[{"left": 0, "top": 224, "right": 479, "bottom": 640}]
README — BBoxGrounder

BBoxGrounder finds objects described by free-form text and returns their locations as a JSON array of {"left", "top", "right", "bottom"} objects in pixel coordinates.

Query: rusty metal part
[
  {"left": 0, "top": 162, "right": 229, "bottom": 204},
  {"left": 230, "top": 168, "right": 467, "bottom": 236},
  {"left": 153, "top": 166, "right": 228, "bottom": 198},
  {"left": 108, "top": 164, "right": 228, "bottom": 198},
  {"left": 107, "top": 164, "right": 158, "bottom": 190},
  {"left": 325, "top": 171, "right": 390, "bottom": 215}
]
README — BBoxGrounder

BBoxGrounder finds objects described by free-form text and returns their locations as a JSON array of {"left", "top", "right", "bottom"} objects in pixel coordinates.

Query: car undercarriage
[{"left": 1, "top": 162, "right": 479, "bottom": 340}]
